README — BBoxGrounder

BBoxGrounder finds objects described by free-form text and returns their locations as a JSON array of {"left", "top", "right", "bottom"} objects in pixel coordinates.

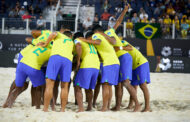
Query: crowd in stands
[{"left": 0, "top": 0, "right": 190, "bottom": 38}]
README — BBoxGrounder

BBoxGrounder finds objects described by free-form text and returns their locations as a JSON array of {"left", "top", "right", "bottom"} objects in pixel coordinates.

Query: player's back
[
  {"left": 50, "top": 32, "right": 74, "bottom": 61},
  {"left": 20, "top": 46, "right": 51, "bottom": 70},
  {"left": 92, "top": 33, "right": 119, "bottom": 66},
  {"left": 122, "top": 40, "right": 148, "bottom": 69},
  {"left": 75, "top": 38, "right": 100, "bottom": 69}
]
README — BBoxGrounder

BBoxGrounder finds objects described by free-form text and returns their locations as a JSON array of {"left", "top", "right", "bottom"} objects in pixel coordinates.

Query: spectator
[
  {"left": 115, "top": 5, "right": 123, "bottom": 18},
  {"left": 139, "top": 8, "right": 148, "bottom": 20},
  {"left": 9, "top": 8, "right": 16, "bottom": 18},
  {"left": 28, "top": 5, "right": 34, "bottom": 15},
  {"left": 34, "top": 5, "right": 42, "bottom": 15},
  {"left": 37, "top": 15, "right": 46, "bottom": 30},
  {"left": 163, "top": 15, "right": 172, "bottom": 37},
  {"left": 108, "top": 14, "right": 116, "bottom": 29},
  {"left": 18, "top": 6, "right": 26, "bottom": 17},
  {"left": 150, "top": 18, "right": 156, "bottom": 23},
  {"left": 56, "top": 8, "right": 63, "bottom": 21},
  {"left": 141, "top": 16, "right": 149, "bottom": 23},
  {"left": 172, "top": 15, "right": 180, "bottom": 31},
  {"left": 181, "top": 21, "right": 190, "bottom": 39},
  {"left": 82, "top": 17, "right": 93, "bottom": 31},
  {"left": 102, "top": 0, "right": 111, "bottom": 11},
  {"left": 22, "top": 11, "right": 36, "bottom": 21},
  {"left": 131, "top": 13, "right": 140, "bottom": 23},
  {"left": 181, "top": 15, "right": 187, "bottom": 24},
  {"left": 187, "top": 16, "right": 190, "bottom": 27},
  {"left": 126, "top": 19, "right": 133, "bottom": 37},
  {"left": 101, "top": 10, "right": 111, "bottom": 21},
  {"left": 166, "top": 3, "right": 175, "bottom": 15},
  {"left": 94, "top": 13, "right": 99, "bottom": 23}
]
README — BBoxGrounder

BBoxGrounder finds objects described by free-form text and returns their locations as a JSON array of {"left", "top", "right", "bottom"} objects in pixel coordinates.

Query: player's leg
[
  {"left": 31, "top": 85, "right": 36, "bottom": 106},
  {"left": 101, "top": 82, "right": 110, "bottom": 112},
  {"left": 43, "top": 79, "right": 55, "bottom": 112},
  {"left": 53, "top": 80, "right": 60, "bottom": 105},
  {"left": 85, "top": 89, "right": 93, "bottom": 111},
  {"left": 107, "top": 85, "right": 112, "bottom": 110},
  {"left": 92, "top": 80, "right": 101, "bottom": 108},
  {"left": 35, "top": 85, "right": 44, "bottom": 109},
  {"left": 60, "top": 82, "right": 69, "bottom": 112},
  {"left": 75, "top": 85, "right": 84, "bottom": 112},
  {"left": 111, "top": 82, "right": 122, "bottom": 111},
  {"left": 123, "top": 79, "right": 141, "bottom": 112},
  {"left": 140, "top": 82, "right": 151, "bottom": 112},
  {"left": 126, "top": 85, "right": 138, "bottom": 109}
]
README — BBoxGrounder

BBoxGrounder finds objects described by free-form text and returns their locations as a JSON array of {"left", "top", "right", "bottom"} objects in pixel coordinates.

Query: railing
[
  {"left": 1, "top": 18, "right": 53, "bottom": 34},
  {"left": 0, "top": 18, "right": 189, "bottom": 39}
]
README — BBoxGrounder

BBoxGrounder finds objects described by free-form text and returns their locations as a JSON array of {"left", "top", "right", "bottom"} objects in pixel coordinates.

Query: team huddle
[{"left": 3, "top": 6, "right": 151, "bottom": 112}]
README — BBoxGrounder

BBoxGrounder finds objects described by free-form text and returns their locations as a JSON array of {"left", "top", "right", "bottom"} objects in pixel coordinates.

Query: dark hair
[
  {"left": 92, "top": 24, "right": 104, "bottom": 32},
  {"left": 85, "top": 31, "right": 94, "bottom": 38},
  {"left": 63, "top": 31, "right": 72, "bottom": 37},
  {"left": 73, "top": 32, "right": 84, "bottom": 40},
  {"left": 61, "top": 24, "right": 70, "bottom": 30}
]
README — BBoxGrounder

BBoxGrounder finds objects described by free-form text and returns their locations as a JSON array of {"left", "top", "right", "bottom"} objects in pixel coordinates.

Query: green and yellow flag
[{"left": 135, "top": 23, "right": 161, "bottom": 56}]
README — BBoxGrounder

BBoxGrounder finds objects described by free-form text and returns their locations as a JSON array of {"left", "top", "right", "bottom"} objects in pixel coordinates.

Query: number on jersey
[{"left": 33, "top": 47, "right": 47, "bottom": 56}]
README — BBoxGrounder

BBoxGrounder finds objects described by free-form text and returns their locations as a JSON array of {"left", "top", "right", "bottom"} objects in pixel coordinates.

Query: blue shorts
[
  {"left": 101, "top": 64, "right": 120, "bottom": 85},
  {"left": 119, "top": 53, "right": 132, "bottom": 82},
  {"left": 131, "top": 62, "right": 151, "bottom": 86},
  {"left": 15, "top": 63, "right": 46, "bottom": 87},
  {"left": 74, "top": 68, "right": 99, "bottom": 89},
  {"left": 41, "top": 66, "right": 60, "bottom": 81},
  {"left": 99, "top": 63, "right": 103, "bottom": 75},
  {"left": 46, "top": 55, "right": 72, "bottom": 82},
  {"left": 18, "top": 53, "right": 23, "bottom": 63}
]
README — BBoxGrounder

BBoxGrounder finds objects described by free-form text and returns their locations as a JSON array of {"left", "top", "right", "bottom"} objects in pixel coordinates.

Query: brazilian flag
[
  {"left": 135, "top": 23, "right": 161, "bottom": 39},
  {"left": 134, "top": 23, "right": 161, "bottom": 56}
]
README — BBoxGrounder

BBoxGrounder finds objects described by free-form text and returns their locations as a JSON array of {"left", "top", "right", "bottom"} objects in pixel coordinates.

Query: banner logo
[
  {"left": 161, "top": 46, "right": 172, "bottom": 57},
  {"left": 159, "top": 58, "right": 171, "bottom": 71}
]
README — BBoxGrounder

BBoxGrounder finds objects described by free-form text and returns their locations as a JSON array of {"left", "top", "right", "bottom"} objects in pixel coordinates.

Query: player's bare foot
[
  {"left": 60, "top": 109, "right": 65, "bottom": 112},
  {"left": 100, "top": 108, "right": 107, "bottom": 112},
  {"left": 43, "top": 108, "right": 48, "bottom": 112},
  {"left": 133, "top": 105, "right": 141, "bottom": 112},
  {"left": 77, "top": 109, "right": 84, "bottom": 112},
  {"left": 142, "top": 108, "right": 152, "bottom": 112},
  {"left": 126, "top": 105, "right": 133, "bottom": 109},
  {"left": 86, "top": 107, "right": 92, "bottom": 111},
  {"left": 111, "top": 106, "right": 120, "bottom": 111}
]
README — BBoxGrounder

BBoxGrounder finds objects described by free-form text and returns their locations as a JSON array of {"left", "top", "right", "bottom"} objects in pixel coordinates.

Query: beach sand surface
[{"left": 0, "top": 68, "right": 190, "bottom": 122}]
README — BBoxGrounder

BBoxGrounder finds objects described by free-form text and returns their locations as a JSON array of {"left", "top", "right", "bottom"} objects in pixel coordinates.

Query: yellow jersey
[
  {"left": 122, "top": 40, "right": 148, "bottom": 69},
  {"left": 50, "top": 32, "right": 74, "bottom": 61},
  {"left": 20, "top": 46, "right": 51, "bottom": 70},
  {"left": 104, "top": 28, "right": 128, "bottom": 57},
  {"left": 92, "top": 33, "right": 120, "bottom": 66},
  {"left": 32, "top": 30, "right": 53, "bottom": 49},
  {"left": 74, "top": 38, "right": 100, "bottom": 69},
  {"left": 164, "top": 18, "right": 171, "bottom": 24},
  {"left": 20, "top": 44, "right": 34, "bottom": 56}
]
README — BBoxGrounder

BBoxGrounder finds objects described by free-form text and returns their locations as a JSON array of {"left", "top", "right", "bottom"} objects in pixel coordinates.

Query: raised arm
[
  {"left": 113, "top": 5, "right": 129, "bottom": 30},
  {"left": 78, "top": 37, "right": 101, "bottom": 45},
  {"left": 31, "top": 30, "right": 42, "bottom": 38}
]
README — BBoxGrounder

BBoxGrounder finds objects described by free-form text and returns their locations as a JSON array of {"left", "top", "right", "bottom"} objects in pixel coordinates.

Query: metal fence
[{"left": 0, "top": 18, "right": 189, "bottom": 39}]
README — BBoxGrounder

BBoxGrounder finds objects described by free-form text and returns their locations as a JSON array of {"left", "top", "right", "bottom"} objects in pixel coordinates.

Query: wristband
[{"left": 119, "top": 46, "right": 123, "bottom": 50}]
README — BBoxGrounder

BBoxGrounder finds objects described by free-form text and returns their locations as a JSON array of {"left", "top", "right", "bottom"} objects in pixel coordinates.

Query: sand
[{"left": 0, "top": 68, "right": 190, "bottom": 122}]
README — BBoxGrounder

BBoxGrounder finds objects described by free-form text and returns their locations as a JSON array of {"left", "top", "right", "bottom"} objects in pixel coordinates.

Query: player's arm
[
  {"left": 25, "top": 37, "right": 33, "bottom": 44},
  {"left": 31, "top": 30, "right": 42, "bottom": 38},
  {"left": 78, "top": 37, "right": 101, "bottom": 45},
  {"left": 75, "top": 41, "right": 82, "bottom": 70},
  {"left": 113, "top": 5, "right": 129, "bottom": 30},
  {"left": 38, "top": 32, "right": 57, "bottom": 47},
  {"left": 97, "top": 32, "right": 116, "bottom": 45},
  {"left": 114, "top": 45, "right": 133, "bottom": 52}
]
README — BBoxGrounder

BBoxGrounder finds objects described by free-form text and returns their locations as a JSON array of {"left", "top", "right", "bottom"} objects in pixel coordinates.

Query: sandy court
[{"left": 0, "top": 68, "right": 190, "bottom": 122}]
